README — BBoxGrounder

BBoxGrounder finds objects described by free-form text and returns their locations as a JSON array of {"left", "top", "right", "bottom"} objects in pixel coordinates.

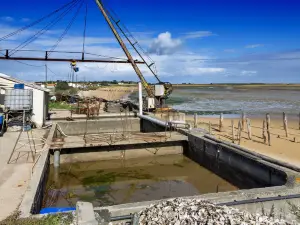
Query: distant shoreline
[{"left": 172, "top": 83, "right": 300, "bottom": 90}]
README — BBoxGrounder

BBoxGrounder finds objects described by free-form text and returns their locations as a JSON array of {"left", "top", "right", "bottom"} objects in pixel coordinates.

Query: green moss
[
  {"left": 81, "top": 170, "right": 155, "bottom": 187},
  {"left": 0, "top": 211, "right": 73, "bottom": 225}
]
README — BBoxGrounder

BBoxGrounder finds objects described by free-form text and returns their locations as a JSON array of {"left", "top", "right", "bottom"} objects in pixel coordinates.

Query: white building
[{"left": 0, "top": 73, "right": 49, "bottom": 128}]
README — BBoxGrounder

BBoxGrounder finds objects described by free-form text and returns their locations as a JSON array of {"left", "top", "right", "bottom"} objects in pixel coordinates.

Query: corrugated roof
[{"left": 0, "top": 73, "right": 49, "bottom": 92}]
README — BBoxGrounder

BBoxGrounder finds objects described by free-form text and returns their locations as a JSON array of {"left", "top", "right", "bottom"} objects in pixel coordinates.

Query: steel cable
[
  {"left": 0, "top": 0, "right": 79, "bottom": 42},
  {"left": 48, "top": 0, "right": 85, "bottom": 56},
  {"left": 9, "top": 0, "right": 82, "bottom": 56}
]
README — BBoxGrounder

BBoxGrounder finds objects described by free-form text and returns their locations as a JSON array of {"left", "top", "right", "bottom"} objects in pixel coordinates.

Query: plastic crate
[
  {"left": 4, "top": 89, "right": 33, "bottom": 110},
  {"left": 14, "top": 83, "right": 25, "bottom": 89}
]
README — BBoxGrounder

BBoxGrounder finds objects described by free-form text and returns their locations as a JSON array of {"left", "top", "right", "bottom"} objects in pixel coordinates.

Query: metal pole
[
  {"left": 94, "top": 0, "right": 153, "bottom": 97},
  {"left": 54, "top": 150, "right": 60, "bottom": 168},
  {"left": 23, "top": 110, "right": 26, "bottom": 131},
  {"left": 45, "top": 64, "right": 48, "bottom": 83},
  {"left": 139, "top": 82, "right": 143, "bottom": 115}
]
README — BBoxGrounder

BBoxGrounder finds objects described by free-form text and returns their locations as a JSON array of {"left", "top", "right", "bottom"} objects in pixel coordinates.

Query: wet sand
[
  {"left": 79, "top": 86, "right": 137, "bottom": 101},
  {"left": 186, "top": 116, "right": 300, "bottom": 167}
]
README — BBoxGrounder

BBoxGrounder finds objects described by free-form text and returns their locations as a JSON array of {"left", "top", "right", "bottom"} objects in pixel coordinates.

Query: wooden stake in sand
[
  {"left": 298, "top": 112, "right": 300, "bottom": 130},
  {"left": 266, "top": 113, "right": 271, "bottom": 146},
  {"left": 231, "top": 120, "right": 235, "bottom": 143},
  {"left": 246, "top": 118, "right": 252, "bottom": 140},
  {"left": 209, "top": 122, "right": 212, "bottom": 135},
  {"left": 241, "top": 112, "right": 246, "bottom": 130},
  {"left": 219, "top": 113, "right": 223, "bottom": 132},
  {"left": 238, "top": 120, "right": 242, "bottom": 145},
  {"left": 283, "top": 112, "right": 288, "bottom": 137},
  {"left": 262, "top": 120, "right": 267, "bottom": 144},
  {"left": 194, "top": 113, "right": 198, "bottom": 128}
]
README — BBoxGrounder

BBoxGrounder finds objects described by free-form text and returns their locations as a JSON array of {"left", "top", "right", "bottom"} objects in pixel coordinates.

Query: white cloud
[
  {"left": 1, "top": 23, "right": 299, "bottom": 84},
  {"left": 185, "top": 67, "right": 225, "bottom": 76},
  {"left": 148, "top": 32, "right": 182, "bottom": 55},
  {"left": 241, "top": 70, "right": 257, "bottom": 76},
  {"left": 224, "top": 49, "right": 235, "bottom": 53},
  {"left": 21, "top": 18, "right": 30, "bottom": 22},
  {"left": 0, "top": 16, "right": 14, "bottom": 22},
  {"left": 245, "top": 44, "right": 264, "bottom": 49},
  {"left": 182, "top": 31, "right": 215, "bottom": 39}
]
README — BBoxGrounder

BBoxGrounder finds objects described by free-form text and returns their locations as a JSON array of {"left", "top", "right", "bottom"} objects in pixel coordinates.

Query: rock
[{"left": 137, "top": 198, "right": 293, "bottom": 225}]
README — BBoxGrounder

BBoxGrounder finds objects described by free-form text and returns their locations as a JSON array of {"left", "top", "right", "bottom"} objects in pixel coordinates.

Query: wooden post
[
  {"left": 246, "top": 118, "right": 252, "bottom": 140},
  {"left": 241, "top": 112, "right": 246, "bottom": 130},
  {"left": 238, "top": 120, "right": 242, "bottom": 145},
  {"left": 262, "top": 120, "right": 267, "bottom": 144},
  {"left": 283, "top": 112, "right": 288, "bottom": 137},
  {"left": 87, "top": 100, "right": 90, "bottom": 119},
  {"left": 219, "top": 113, "right": 223, "bottom": 132},
  {"left": 266, "top": 113, "right": 271, "bottom": 146},
  {"left": 194, "top": 113, "right": 198, "bottom": 128},
  {"left": 299, "top": 112, "right": 300, "bottom": 130},
  {"left": 209, "top": 122, "right": 212, "bottom": 135},
  {"left": 231, "top": 120, "right": 235, "bottom": 143}
]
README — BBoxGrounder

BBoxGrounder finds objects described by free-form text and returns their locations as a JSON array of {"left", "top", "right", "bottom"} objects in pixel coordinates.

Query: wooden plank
[
  {"left": 241, "top": 112, "right": 246, "bottom": 130},
  {"left": 262, "top": 120, "right": 267, "bottom": 144},
  {"left": 231, "top": 120, "right": 235, "bottom": 143},
  {"left": 246, "top": 118, "right": 252, "bottom": 140},
  {"left": 266, "top": 113, "right": 271, "bottom": 146},
  {"left": 283, "top": 112, "right": 288, "bottom": 137},
  {"left": 219, "top": 113, "right": 223, "bottom": 132},
  {"left": 238, "top": 120, "right": 242, "bottom": 145},
  {"left": 194, "top": 113, "right": 198, "bottom": 128}
]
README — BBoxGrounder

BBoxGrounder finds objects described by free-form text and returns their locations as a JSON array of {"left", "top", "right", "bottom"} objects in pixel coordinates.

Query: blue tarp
[{"left": 40, "top": 207, "right": 76, "bottom": 214}]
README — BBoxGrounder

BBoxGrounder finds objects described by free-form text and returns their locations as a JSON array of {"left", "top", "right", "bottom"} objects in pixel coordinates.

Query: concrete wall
[
  {"left": 186, "top": 133, "right": 290, "bottom": 189},
  {"left": 56, "top": 144, "right": 185, "bottom": 164},
  {"left": 140, "top": 118, "right": 166, "bottom": 133},
  {"left": 56, "top": 118, "right": 141, "bottom": 136},
  {"left": 152, "top": 112, "right": 186, "bottom": 123}
]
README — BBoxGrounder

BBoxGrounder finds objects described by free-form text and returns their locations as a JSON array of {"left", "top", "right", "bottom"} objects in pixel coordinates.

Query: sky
[{"left": 0, "top": 0, "right": 300, "bottom": 84}]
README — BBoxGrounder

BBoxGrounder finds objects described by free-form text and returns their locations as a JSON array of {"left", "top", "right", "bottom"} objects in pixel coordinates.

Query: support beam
[
  {"left": 0, "top": 56, "right": 145, "bottom": 64},
  {"left": 139, "top": 82, "right": 143, "bottom": 115}
]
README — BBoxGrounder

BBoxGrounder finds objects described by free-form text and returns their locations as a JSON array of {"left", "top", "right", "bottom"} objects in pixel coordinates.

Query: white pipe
[
  {"left": 138, "top": 82, "right": 143, "bottom": 115},
  {"left": 139, "top": 114, "right": 167, "bottom": 127},
  {"left": 54, "top": 150, "right": 60, "bottom": 168}
]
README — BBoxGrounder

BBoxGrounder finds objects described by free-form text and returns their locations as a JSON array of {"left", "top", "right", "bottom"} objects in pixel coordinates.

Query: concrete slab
[
  {"left": 94, "top": 185, "right": 300, "bottom": 222},
  {"left": 0, "top": 129, "right": 47, "bottom": 221},
  {"left": 76, "top": 201, "right": 98, "bottom": 225},
  {"left": 51, "top": 131, "right": 187, "bottom": 149}
]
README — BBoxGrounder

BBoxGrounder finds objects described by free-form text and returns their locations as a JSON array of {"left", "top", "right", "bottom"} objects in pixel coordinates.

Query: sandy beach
[
  {"left": 186, "top": 115, "right": 300, "bottom": 167},
  {"left": 78, "top": 86, "right": 137, "bottom": 101}
]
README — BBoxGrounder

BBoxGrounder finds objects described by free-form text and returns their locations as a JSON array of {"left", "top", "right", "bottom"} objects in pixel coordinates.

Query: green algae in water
[{"left": 43, "top": 155, "right": 238, "bottom": 208}]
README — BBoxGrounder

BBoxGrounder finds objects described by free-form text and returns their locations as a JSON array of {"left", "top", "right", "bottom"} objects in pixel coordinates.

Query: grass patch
[
  {"left": 49, "top": 101, "right": 72, "bottom": 110},
  {"left": 0, "top": 211, "right": 73, "bottom": 225}
]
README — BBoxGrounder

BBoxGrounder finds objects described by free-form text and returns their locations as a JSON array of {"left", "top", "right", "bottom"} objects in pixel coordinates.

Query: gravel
[{"left": 137, "top": 198, "right": 295, "bottom": 225}]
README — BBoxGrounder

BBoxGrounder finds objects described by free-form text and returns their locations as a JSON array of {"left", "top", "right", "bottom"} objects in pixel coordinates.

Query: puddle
[{"left": 42, "top": 154, "right": 237, "bottom": 209}]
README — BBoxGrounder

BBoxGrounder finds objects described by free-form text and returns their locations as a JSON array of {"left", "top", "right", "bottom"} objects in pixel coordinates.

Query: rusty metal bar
[
  {"left": 94, "top": 0, "right": 154, "bottom": 97},
  {"left": 0, "top": 56, "right": 145, "bottom": 64}
]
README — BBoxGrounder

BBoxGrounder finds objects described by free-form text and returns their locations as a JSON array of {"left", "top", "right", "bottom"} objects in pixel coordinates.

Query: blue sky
[{"left": 0, "top": 0, "right": 300, "bottom": 83}]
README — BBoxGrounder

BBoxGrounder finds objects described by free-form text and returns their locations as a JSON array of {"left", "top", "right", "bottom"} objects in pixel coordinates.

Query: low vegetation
[
  {"left": 55, "top": 81, "right": 78, "bottom": 95},
  {"left": 49, "top": 101, "right": 73, "bottom": 110},
  {"left": 0, "top": 211, "right": 73, "bottom": 225}
]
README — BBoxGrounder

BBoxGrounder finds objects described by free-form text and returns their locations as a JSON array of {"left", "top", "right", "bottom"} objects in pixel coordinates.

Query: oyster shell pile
[{"left": 138, "top": 198, "right": 292, "bottom": 225}]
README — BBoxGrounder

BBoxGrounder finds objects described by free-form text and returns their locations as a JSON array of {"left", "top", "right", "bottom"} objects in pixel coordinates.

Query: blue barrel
[
  {"left": 14, "top": 83, "right": 25, "bottom": 89},
  {"left": 0, "top": 114, "right": 3, "bottom": 125}
]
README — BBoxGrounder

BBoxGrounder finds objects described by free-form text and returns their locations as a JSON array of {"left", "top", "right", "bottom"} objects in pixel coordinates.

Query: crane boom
[{"left": 94, "top": 0, "right": 154, "bottom": 97}]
